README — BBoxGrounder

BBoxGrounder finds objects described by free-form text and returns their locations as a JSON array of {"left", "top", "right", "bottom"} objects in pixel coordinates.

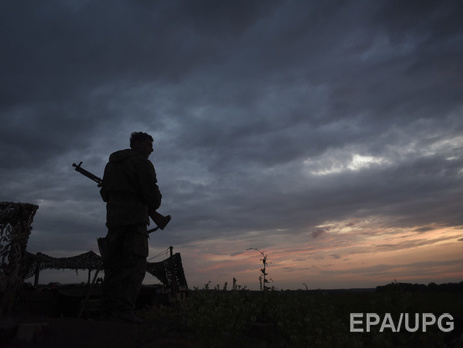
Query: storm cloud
[{"left": 1, "top": 0, "right": 462, "bottom": 289}]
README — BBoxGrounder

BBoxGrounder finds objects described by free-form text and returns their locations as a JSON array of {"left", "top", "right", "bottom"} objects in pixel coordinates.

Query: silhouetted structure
[
  {"left": 22, "top": 249, "right": 188, "bottom": 297},
  {"left": 23, "top": 250, "right": 102, "bottom": 286},
  {"left": 0, "top": 202, "right": 39, "bottom": 315}
]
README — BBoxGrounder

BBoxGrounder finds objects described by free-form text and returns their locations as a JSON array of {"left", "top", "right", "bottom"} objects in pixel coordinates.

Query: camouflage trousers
[{"left": 101, "top": 224, "right": 148, "bottom": 314}]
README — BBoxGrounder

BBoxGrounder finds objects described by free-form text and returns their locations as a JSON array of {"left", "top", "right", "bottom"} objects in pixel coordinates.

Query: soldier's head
[{"left": 130, "top": 132, "right": 154, "bottom": 158}]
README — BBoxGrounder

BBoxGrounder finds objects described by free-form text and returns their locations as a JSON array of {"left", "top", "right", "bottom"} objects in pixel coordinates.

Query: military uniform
[{"left": 99, "top": 148, "right": 162, "bottom": 320}]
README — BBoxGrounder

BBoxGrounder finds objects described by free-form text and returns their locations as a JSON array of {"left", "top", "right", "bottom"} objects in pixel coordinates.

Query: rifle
[{"left": 72, "top": 161, "right": 171, "bottom": 233}]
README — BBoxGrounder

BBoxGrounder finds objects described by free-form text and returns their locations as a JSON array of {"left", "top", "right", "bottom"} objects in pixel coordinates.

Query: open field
[
  {"left": 3, "top": 282, "right": 463, "bottom": 347},
  {"left": 180, "top": 283, "right": 463, "bottom": 347}
]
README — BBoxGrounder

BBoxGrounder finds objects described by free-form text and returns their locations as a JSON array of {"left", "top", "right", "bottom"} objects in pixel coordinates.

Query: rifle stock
[
  {"left": 149, "top": 211, "right": 172, "bottom": 232},
  {"left": 73, "top": 162, "right": 171, "bottom": 232}
]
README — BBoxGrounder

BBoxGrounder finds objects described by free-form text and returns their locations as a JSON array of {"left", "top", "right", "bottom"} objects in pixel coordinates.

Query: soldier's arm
[{"left": 137, "top": 159, "right": 162, "bottom": 212}]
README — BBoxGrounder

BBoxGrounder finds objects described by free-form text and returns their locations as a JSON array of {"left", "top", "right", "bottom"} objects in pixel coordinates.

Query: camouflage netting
[
  {"left": 146, "top": 253, "right": 188, "bottom": 291},
  {"left": 0, "top": 201, "right": 39, "bottom": 315},
  {"left": 22, "top": 250, "right": 103, "bottom": 280},
  {"left": 23, "top": 250, "right": 188, "bottom": 291}
]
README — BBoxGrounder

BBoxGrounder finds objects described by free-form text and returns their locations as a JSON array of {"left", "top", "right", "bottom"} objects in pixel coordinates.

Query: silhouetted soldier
[{"left": 99, "top": 132, "right": 165, "bottom": 323}]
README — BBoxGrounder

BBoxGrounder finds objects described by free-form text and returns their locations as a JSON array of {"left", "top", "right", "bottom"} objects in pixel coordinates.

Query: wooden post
[
  {"left": 168, "top": 246, "right": 177, "bottom": 300},
  {"left": 34, "top": 263, "right": 40, "bottom": 287}
]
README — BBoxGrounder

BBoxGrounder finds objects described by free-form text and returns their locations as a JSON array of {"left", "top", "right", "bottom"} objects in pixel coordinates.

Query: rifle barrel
[{"left": 73, "top": 162, "right": 103, "bottom": 186}]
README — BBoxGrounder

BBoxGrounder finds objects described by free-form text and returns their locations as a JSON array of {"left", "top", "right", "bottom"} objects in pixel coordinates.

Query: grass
[
  {"left": 136, "top": 282, "right": 463, "bottom": 347},
  {"left": 14, "top": 281, "right": 463, "bottom": 347}
]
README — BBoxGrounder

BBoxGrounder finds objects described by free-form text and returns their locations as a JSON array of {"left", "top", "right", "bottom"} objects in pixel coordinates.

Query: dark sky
[{"left": 1, "top": 0, "right": 462, "bottom": 289}]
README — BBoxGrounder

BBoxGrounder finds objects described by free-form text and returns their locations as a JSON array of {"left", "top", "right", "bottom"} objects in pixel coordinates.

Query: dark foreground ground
[
  {"left": 1, "top": 314, "right": 194, "bottom": 348},
  {"left": 2, "top": 282, "right": 463, "bottom": 347},
  {"left": 0, "top": 286, "right": 195, "bottom": 348}
]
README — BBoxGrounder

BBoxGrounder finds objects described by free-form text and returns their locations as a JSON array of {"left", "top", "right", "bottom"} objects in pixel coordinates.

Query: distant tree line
[{"left": 376, "top": 281, "right": 463, "bottom": 293}]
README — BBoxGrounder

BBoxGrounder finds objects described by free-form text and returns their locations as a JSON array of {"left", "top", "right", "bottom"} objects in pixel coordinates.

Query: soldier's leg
[
  {"left": 101, "top": 224, "right": 148, "bottom": 319},
  {"left": 101, "top": 225, "right": 126, "bottom": 316},
  {"left": 119, "top": 224, "right": 148, "bottom": 311}
]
